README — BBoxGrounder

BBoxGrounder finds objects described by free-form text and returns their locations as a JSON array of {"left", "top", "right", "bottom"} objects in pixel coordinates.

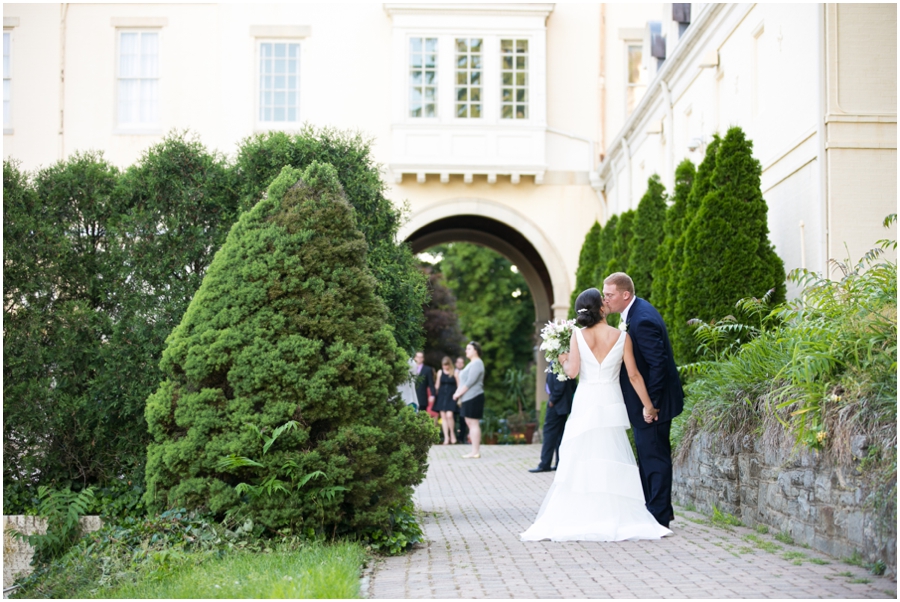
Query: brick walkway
[{"left": 367, "top": 445, "right": 896, "bottom": 599}]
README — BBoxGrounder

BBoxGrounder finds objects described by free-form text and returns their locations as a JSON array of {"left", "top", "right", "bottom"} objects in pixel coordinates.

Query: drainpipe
[
  {"left": 599, "top": 4, "right": 606, "bottom": 158},
  {"left": 58, "top": 3, "right": 68, "bottom": 161},
  {"left": 660, "top": 79, "right": 674, "bottom": 191},
  {"left": 621, "top": 137, "right": 633, "bottom": 210},
  {"left": 816, "top": 3, "right": 829, "bottom": 275}
]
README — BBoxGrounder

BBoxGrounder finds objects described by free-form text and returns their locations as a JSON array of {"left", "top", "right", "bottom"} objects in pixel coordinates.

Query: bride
[{"left": 521, "top": 288, "right": 672, "bottom": 542}]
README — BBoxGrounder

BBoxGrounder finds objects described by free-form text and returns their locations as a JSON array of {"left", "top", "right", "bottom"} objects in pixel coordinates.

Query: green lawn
[{"left": 99, "top": 542, "right": 367, "bottom": 599}]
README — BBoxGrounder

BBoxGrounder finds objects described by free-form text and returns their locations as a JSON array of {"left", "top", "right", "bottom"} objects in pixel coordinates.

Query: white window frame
[
  {"left": 3, "top": 28, "right": 13, "bottom": 134},
  {"left": 408, "top": 36, "right": 438, "bottom": 119},
  {"left": 500, "top": 37, "right": 529, "bottom": 120},
  {"left": 454, "top": 36, "right": 483, "bottom": 120},
  {"left": 115, "top": 28, "right": 162, "bottom": 133},
  {"left": 254, "top": 38, "right": 303, "bottom": 130},
  {"left": 625, "top": 41, "right": 647, "bottom": 117}
]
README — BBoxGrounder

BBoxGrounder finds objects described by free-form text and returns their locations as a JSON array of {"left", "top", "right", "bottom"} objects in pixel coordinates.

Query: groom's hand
[{"left": 643, "top": 406, "right": 659, "bottom": 423}]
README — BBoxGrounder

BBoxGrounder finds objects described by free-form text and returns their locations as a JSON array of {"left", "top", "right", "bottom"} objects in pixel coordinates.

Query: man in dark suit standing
[
  {"left": 413, "top": 351, "right": 435, "bottom": 413},
  {"left": 602, "top": 272, "right": 684, "bottom": 528},
  {"left": 529, "top": 365, "right": 577, "bottom": 473}
]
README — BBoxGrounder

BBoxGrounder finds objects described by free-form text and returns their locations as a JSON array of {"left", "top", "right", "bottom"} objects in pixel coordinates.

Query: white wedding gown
[{"left": 521, "top": 328, "right": 673, "bottom": 542}]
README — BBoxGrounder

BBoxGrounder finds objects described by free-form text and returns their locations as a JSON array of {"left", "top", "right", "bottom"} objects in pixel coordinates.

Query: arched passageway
[{"left": 403, "top": 200, "right": 572, "bottom": 409}]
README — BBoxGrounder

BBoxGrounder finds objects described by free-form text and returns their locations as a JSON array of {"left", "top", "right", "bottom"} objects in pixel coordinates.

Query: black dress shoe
[
  {"left": 551, "top": 466, "right": 558, "bottom": 471},
  {"left": 528, "top": 466, "right": 551, "bottom": 473}
]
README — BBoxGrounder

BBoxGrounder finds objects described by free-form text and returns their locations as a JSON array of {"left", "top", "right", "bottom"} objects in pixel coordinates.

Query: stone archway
[{"left": 401, "top": 198, "right": 573, "bottom": 409}]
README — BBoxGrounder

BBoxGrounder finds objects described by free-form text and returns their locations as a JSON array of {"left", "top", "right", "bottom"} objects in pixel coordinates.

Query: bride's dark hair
[{"left": 574, "top": 288, "right": 605, "bottom": 328}]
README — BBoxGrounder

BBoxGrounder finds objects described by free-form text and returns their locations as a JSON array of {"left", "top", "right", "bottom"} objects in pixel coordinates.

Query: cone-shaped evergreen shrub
[
  {"left": 606, "top": 210, "right": 635, "bottom": 276},
  {"left": 652, "top": 159, "right": 695, "bottom": 328},
  {"left": 593, "top": 213, "right": 618, "bottom": 286},
  {"left": 233, "top": 128, "right": 427, "bottom": 353},
  {"left": 144, "top": 162, "right": 435, "bottom": 536},
  {"left": 628, "top": 175, "right": 668, "bottom": 302},
  {"left": 675, "top": 127, "right": 786, "bottom": 364},
  {"left": 671, "top": 137, "right": 720, "bottom": 362},
  {"left": 568, "top": 221, "right": 603, "bottom": 318}
]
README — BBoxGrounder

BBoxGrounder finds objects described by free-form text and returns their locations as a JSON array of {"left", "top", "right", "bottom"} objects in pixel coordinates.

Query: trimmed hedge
[
  {"left": 628, "top": 174, "right": 668, "bottom": 302},
  {"left": 569, "top": 221, "right": 603, "bottom": 318},
  {"left": 143, "top": 163, "right": 435, "bottom": 535}
]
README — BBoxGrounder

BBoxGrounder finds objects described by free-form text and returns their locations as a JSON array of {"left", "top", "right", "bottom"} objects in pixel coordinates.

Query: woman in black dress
[{"left": 434, "top": 356, "right": 459, "bottom": 445}]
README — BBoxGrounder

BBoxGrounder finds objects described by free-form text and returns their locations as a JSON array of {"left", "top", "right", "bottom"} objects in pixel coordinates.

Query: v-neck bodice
[{"left": 575, "top": 328, "right": 625, "bottom": 384}]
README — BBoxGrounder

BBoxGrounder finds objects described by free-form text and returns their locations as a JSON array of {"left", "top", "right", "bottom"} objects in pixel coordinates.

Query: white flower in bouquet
[{"left": 539, "top": 318, "right": 577, "bottom": 381}]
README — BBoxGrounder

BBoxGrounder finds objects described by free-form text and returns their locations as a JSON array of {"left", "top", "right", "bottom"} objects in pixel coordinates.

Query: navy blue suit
[
  {"left": 538, "top": 369, "right": 576, "bottom": 470},
  {"left": 618, "top": 297, "right": 684, "bottom": 527}
]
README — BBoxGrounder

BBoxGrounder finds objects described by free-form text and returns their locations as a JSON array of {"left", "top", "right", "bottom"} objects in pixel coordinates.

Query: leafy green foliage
[
  {"left": 143, "top": 163, "right": 435, "bottom": 539},
  {"left": 652, "top": 159, "right": 695, "bottom": 328},
  {"left": 569, "top": 221, "right": 603, "bottom": 318},
  {"left": 594, "top": 213, "right": 618, "bottom": 287},
  {"left": 675, "top": 127, "right": 786, "bottom": 364},
  {"left": 605, "top": 210, "right": 635, "bottom": 327},
  {"left": 420, "top": 264, "right": 465, "bottom": 367},
  {"left": 8, "top": 487, "right": 96, "bottom": 565},
  {"left": 628, "top": 175, "right": 668, "bottom": 302},
  {"left": 362, "top": 504, "right": 423, "bottom": 555},
  {"left": 232, "top": 127, "right": 428, "bottom": 354},
  {"left": 433, "top": 243, "right": 536, "bottom": 416},
  {"left": 674, "top": 217, "right": 896, "bottom": 543},
  {"left": 670, "top": 137, "right": 720, "bottom": 362},
  {"left": 5, "top": 128, "right": 430, "bottom": 517}
]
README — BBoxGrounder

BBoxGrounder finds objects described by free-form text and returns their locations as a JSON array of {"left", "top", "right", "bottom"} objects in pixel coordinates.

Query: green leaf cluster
[
  {"left": 4, "top": 127, "right": 428, "bottom": 515},
  {"left": 674, "top": 127, "right": 786, "bottom": 362},
  {"left": 628, "top": 174, "right": 668, "bottom": 304},
  {"left": 433, "top": 243, "right": 536, "bottom": 416},
  {"left": 568, "top": 221, "right": 602, "bottom": 318},
  {"left": 143, "top": 163, "right": 436, "bottom": 539},
  {"left": 8, "top": 486, "right": 96, "bottom": 565}
]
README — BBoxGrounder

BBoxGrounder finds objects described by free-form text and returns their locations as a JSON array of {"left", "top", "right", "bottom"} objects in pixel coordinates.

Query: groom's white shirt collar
[{"left": 620, "top": 296, "right": 637, "bottom": 325}]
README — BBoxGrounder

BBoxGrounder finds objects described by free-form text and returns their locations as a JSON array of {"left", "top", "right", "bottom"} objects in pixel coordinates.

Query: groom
[{"left": 602, "top": 272, "right": 684, "bottom": 528}]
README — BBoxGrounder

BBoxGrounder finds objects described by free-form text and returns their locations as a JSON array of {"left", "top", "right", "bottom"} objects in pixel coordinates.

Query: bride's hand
[
  {"left": 557, "top": 352, "right": 569, "bottom": 365},
  {"left": 642, "top": 406, "right": 659, "bottom": 423}
]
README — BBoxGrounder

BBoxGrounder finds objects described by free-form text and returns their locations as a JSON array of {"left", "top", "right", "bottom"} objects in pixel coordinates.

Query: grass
[
  {"left": 710, "top": 506, "right": 742, "bottom": 528},
  {"left": 100, "top": 543, "right": 367, "bottom": 599},
  {"left": 850, "top": 578, "right": 872, "bottom": 584},
  {"left": 742, "top": 534, "right": 782, "bottom": 554},
  {"left": 755, "top": 524, "right": 769, "bottom": 534},
  {"left": 774, "top": 531, "right": 795, "bottom": 545},
  {"left": 809, "top": 558, "right": 830, "bottom": 565}
]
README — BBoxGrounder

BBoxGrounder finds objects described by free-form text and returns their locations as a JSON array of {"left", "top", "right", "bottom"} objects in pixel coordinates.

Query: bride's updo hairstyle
[{"left": 574, "top": 288, "right": 605, "bottom": 328}]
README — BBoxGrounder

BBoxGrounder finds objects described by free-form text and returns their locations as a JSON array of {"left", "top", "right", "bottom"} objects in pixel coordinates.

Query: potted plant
[
  {"left": 480, "top": 410, "right": 502, "bottom": 445},
  {"left": 503, "top": 368, "right": 537, "bottom": 443}
]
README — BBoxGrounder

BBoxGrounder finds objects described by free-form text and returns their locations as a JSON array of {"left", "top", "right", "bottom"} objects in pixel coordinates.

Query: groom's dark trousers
[
  {"left": 538, "top": 370, "right": 576, "bottom": 470},
  {"left": 618, "top": 297, "right": 684, "bottom": 528}
]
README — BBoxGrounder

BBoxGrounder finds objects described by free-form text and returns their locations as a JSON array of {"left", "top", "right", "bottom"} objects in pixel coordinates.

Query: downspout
[
  {"left": 816, "top": 3, "right": 829, "bottom": 275},
  {"left": 621, "top": 137, "right": 633, "bottom": 210},
  {"left": 58, "top": 3, "right": 68, "bottom": 161},
  {"left": 599, "top": 3, "right": 606, "bottom": 159},
  {"left": 660, "top": 79, "right": 674, "bottom": 191}
]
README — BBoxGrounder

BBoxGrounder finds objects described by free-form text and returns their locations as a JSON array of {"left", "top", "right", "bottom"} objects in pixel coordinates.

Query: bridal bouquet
[{"left": 539, "top": 318, "right": 577, "bottom": 381}]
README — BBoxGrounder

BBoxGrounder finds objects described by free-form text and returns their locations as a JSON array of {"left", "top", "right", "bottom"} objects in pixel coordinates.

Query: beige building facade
[
  {"left": 3, "top": 4, "right": 896, "bottom": 400},
  {"left": 598, "top": 3, "right": 897, "bottom": 284}
]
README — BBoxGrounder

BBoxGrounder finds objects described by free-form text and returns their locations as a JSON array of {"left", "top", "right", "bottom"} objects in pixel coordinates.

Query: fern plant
[
  {"left": 8, "top": 486, "right": 96, "bottom": 565},
  {"left": 216, "top": 420, "right": 348, "bottom": 532}
]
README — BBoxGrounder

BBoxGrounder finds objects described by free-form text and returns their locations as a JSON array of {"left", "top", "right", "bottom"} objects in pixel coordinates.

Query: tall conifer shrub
[
  {"left": 606, "top": 210, "right": 636, "bottom": 276},
  {"left": 569, "top": 221, "right": 603, "bottom": 318},
  {"left": 628, "top": 175, "right": 668, "bottom": 302},
  {"left": 652, "top": 159, "right": 695, "bottom": 328},
  {"left": 143, "top": 163, "right": 434, "bottom": 535},
  {"left": 671, "top": 137, "right": 720, "bottom": 362},
  {"left": 233, "top": 128, "right": 427, "bottom": 353},
  {"left": 675, "top": 127, "right": 786, "bottom": 364},
  {"left": 593, "top": 213, "right": 618, "bottom": 286}
]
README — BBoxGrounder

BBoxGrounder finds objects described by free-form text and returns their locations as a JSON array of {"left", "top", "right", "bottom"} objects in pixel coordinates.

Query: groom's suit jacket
[{"left": 618, "top": 297, "right": 684, "bottom": 428}]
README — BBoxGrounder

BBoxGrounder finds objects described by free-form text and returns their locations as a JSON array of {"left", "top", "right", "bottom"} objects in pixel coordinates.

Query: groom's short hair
[{"left": 604, "top": 272, "right": 635, "bottom": 296}]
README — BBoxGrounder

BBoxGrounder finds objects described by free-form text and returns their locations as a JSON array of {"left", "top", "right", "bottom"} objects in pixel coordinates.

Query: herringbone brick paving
[{"left": 367, "top": 445, "right": 896, "bottom": 599}]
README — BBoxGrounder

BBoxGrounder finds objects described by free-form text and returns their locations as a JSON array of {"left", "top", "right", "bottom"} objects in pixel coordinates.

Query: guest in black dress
[
  {"left": 434, "top": 356, "right": 460, "bottom": 445},
  {"left": 454, "top": 356, "right": 468, "bottom": 444}
]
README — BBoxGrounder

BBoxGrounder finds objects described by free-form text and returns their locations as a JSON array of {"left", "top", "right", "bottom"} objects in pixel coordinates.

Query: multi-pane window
[
  {"left": 259, "top": 42, "right": 301, "bottom": 123},
  {"left": 626, "top": 43, "right": 646, "bottom": 115},
  {"left": 501, "top": 39, "right": 528, "bottom": 119},
  {"left": 118, "top": 31, "right": 159, "bottom": 126},
  {"left": 455, "top": 38, "right": 482, "bottom": 118},
  {"left": 3, "top": 32, "right": 10, "bottom": 128},
  {"left": 409, "top": 38, "right": 437, "bottom": 118}
]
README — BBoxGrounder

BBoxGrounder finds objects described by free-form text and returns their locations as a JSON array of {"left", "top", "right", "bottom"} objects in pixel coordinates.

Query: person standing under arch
[{"left": 453, "top": 342, "right": 485, "bottom": 459}]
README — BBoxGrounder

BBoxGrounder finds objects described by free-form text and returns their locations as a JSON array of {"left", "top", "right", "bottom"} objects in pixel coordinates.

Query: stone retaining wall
[
  {"left": 3, "top": 515, "right": 102, "bottom": 589},
  {"left": 673, "top": 430, "right": 896, "bottom": 577}
]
